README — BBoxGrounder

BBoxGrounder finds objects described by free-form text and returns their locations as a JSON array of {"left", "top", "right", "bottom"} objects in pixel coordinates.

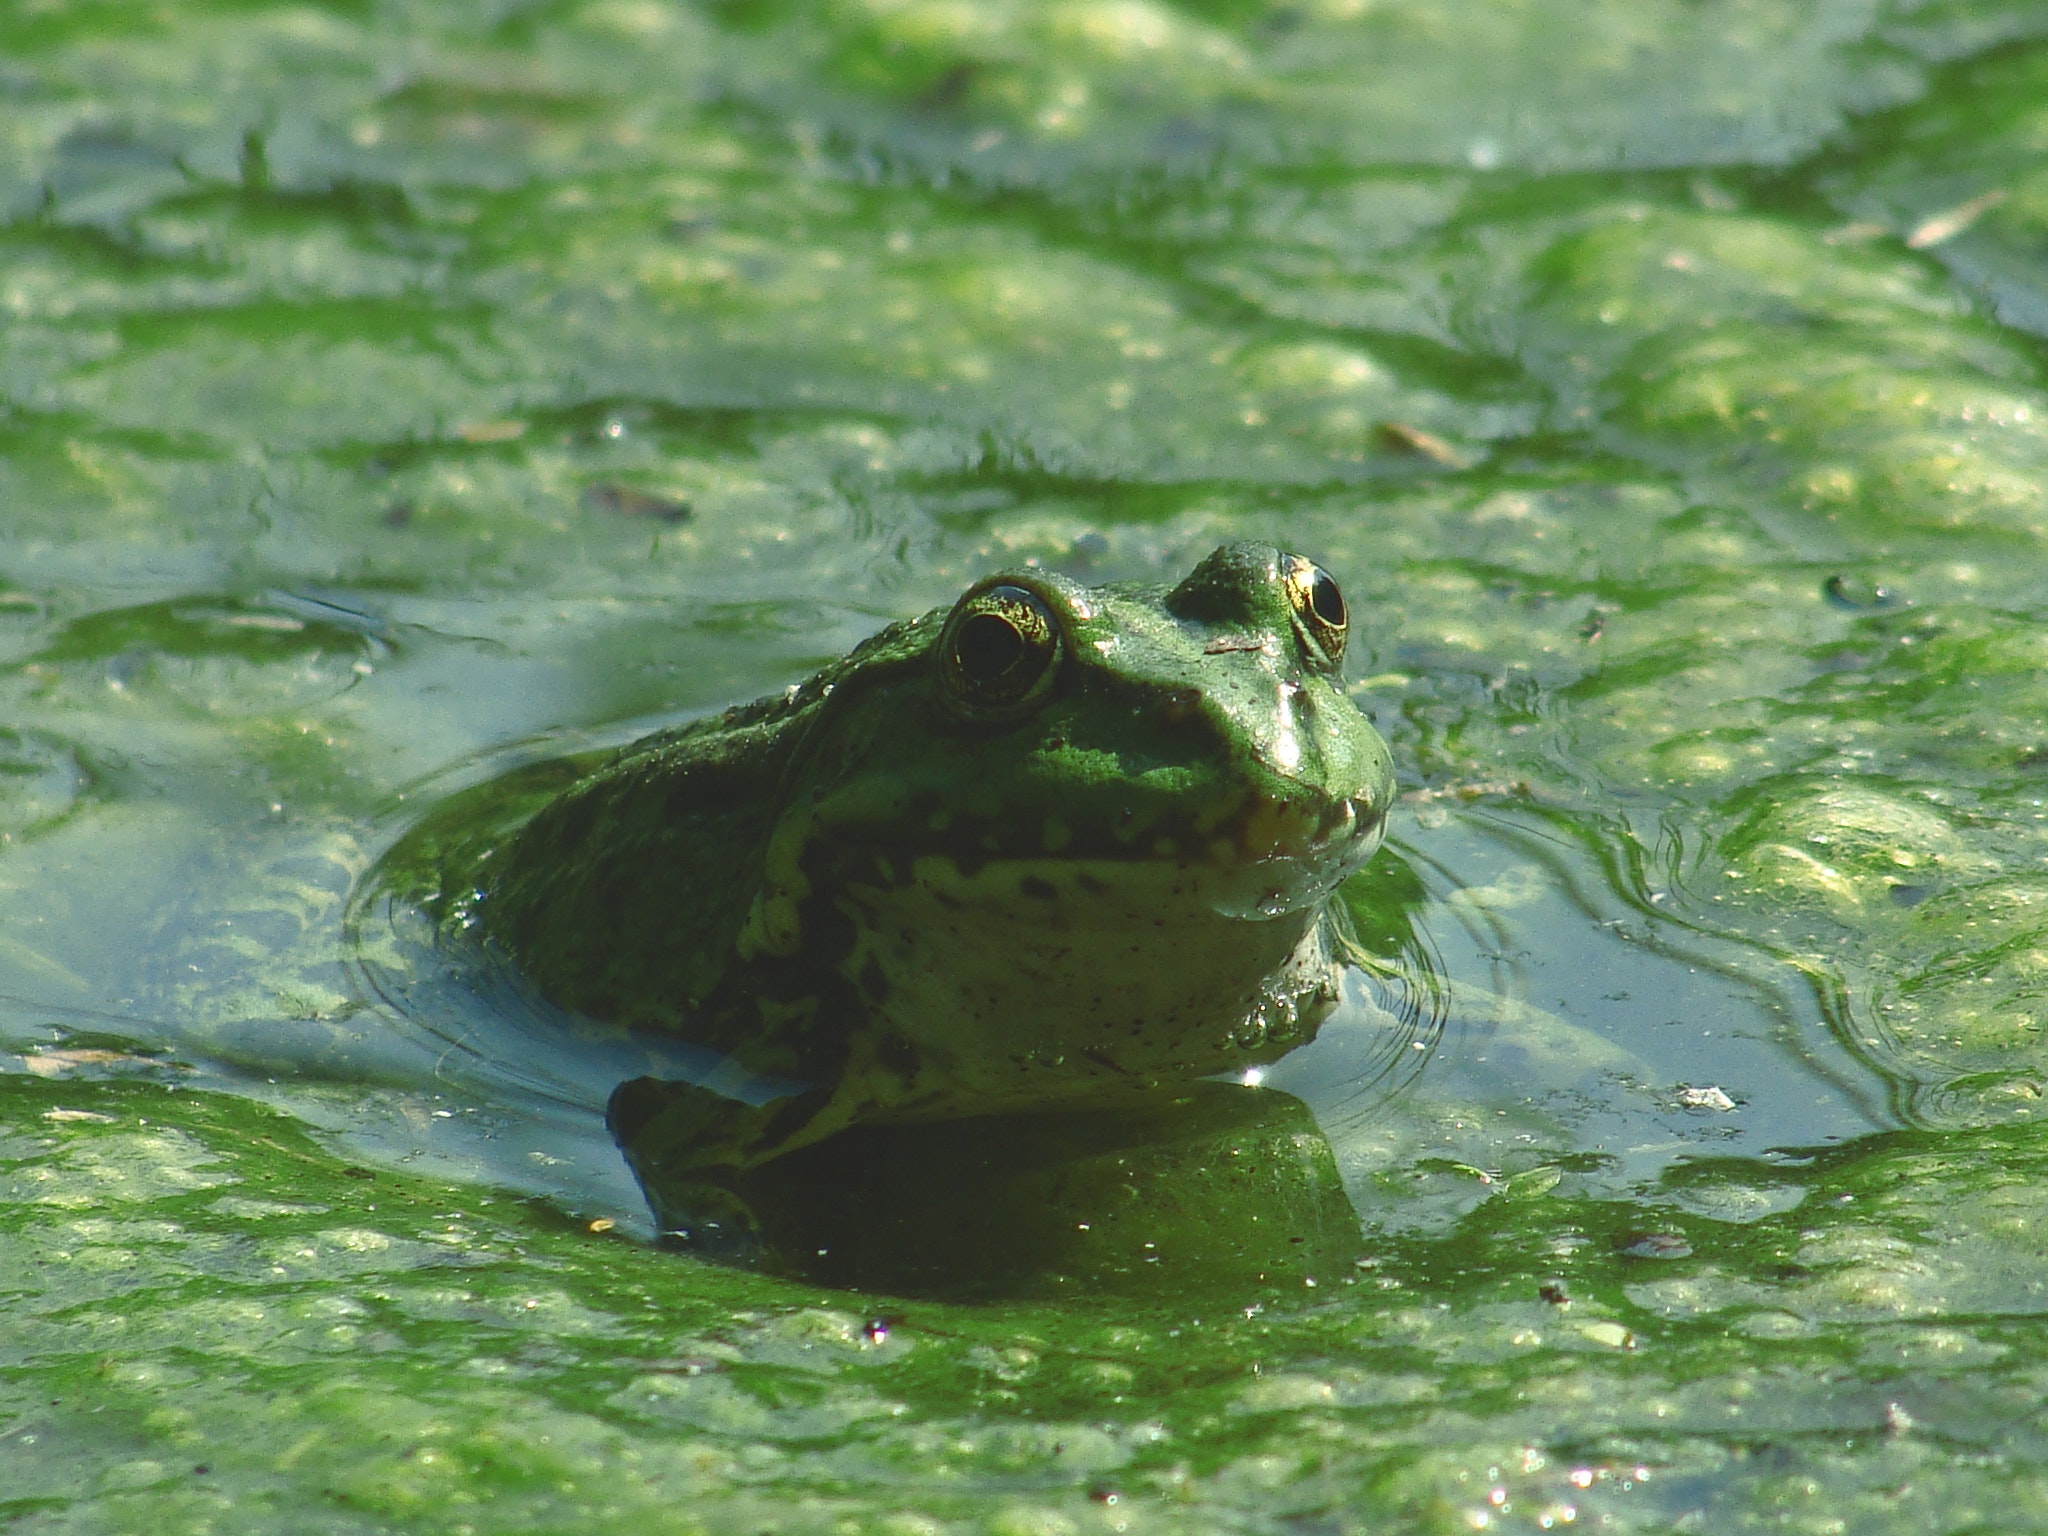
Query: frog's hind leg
[{"left": 606, "top": 1076, "right": 827, "bottom": 1256}]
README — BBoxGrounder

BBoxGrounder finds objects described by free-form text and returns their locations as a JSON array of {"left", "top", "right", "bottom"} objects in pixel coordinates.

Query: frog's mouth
[
  {"left": 811, "top": 774, "right": 1376, "bottom": 933},
  {"left": 902, "top": 782, "right": 1385, "bottom": 923},
  {"left": 1198, "top": 786, "right": 1387, "bottom": 920},
  {"left": 832, "top": 782, "right": 1387, "bottom": 927}
]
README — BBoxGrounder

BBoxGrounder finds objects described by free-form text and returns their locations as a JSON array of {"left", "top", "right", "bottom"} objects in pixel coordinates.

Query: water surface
[{"left": 8, "top": 0, "right": 2048, "bottom": 1528}]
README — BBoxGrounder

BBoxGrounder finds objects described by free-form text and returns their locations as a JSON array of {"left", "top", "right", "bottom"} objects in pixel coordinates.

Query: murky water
[{"left": 8, "top": 0, "right": 2048, "bottom": 1528}]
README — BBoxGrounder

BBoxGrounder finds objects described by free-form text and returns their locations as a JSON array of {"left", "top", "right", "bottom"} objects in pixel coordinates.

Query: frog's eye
[
  {"left": 941, "top": 584, "right": 1062, "bottom": 710},
  {"left": 1284, "top": 556, "right": 1347, "bottom": 669}
]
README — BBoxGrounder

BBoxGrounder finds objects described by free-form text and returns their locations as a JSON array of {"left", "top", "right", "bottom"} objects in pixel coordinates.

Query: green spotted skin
[{"left": 473, "top": 542, "right": 1395, "bottom": 1174}]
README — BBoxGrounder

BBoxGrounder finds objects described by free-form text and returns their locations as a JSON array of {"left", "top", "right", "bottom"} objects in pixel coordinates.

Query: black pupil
[
  {"left": 1309, "top": 569, "right": 1346, "bottom": 629},
  {"left": 955, "top": 611, "right": 1027, "bottom": 682}
]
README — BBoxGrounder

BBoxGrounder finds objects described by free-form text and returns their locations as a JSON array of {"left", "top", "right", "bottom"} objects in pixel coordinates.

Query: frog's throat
[
  {"left": 853, "top": 854, "right": 1328, "bottom": 1072},
  {"left": 729, "top": 902, "right": 1347, "bottom": 1167}
]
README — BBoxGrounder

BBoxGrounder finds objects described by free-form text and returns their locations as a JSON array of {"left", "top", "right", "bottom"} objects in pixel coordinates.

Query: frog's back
[
  {"left": 481, "top": 611, "right": 936, "bottom": 1042},
  {"left": 482, "top": 722, "right": 771, "bottom": 1034}
]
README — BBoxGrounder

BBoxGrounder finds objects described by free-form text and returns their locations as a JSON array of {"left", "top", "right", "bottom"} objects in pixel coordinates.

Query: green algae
[
  {"left": 9, "top": 0, "right": 2048, "bottom": 1530},
  {"left": 15, "top": 1080, "right": 2048, "bottom": 1531}
]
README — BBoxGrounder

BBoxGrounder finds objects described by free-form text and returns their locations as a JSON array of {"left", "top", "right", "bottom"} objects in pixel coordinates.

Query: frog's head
[
  {"left": 746, "top": 542, "right": 1397, "bottom": 1107},
  {"left": 940, "top": 540, "right": 1391, "bottom": 906},
  {"left": 795, "top": 540, "right": 1393, "bottom": 909}
]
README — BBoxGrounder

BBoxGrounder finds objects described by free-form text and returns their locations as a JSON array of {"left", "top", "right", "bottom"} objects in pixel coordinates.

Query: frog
[{"left": 450, "top": 541, "right": 1396, "bottom": 1242}]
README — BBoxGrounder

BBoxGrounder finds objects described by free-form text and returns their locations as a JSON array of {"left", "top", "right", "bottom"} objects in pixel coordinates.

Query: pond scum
[{"left": 8, "top": 0, "right": 2048, "bottom": 1529}]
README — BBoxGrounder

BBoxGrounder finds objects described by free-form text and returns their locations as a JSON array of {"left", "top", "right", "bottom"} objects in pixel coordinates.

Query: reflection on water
[{"left": 615, "top": 1079, "right": 1366, "bottom": 1299}]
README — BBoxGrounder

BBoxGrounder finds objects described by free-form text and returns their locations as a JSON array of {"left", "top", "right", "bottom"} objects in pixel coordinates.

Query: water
[{"left": 8, "top": 0, "right": 2048, "bottom": 1527}]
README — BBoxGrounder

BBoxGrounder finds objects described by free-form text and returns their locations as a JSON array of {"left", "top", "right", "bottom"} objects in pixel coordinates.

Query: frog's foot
[{"left": 606, "top": 1076, "right": 829, "bottom": 1256}]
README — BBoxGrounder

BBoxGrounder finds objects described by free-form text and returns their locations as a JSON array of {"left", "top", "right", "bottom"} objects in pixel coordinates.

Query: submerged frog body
[{"left": 467, "top": 542, "right": 1394, "bottom": 1220}]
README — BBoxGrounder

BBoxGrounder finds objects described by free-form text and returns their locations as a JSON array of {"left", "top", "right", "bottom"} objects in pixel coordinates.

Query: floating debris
[
  {"left": 1675, "top": 1085, "right": 1736, "bottom": 1112},
  {"left": 1905, "top": 188, "right": 2007, "bottom": 250},
  {"left": 1614, "top": 1231, "right": 1692, "bottom": 1260},
  {"left": 1376, "top": 421, "right": 1466, "bottom": 466},
  {"left": 583, "top": 483, "right": 693, "bottom": 523},
  {"left": 20, "top": 1048, "right": 178, "bottom": 1079},
  {"left": 453, "top": 418, "right": 529, "bottom": 444},
  {"left": 1823, "top": 574, "right": 1903, "bottom": 610},
  {"left": 1400, "top": 778, "right": 1533, "bottom": 806}
]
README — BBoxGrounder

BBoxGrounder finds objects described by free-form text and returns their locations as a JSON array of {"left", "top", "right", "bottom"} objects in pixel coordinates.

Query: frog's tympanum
[{"left": 462, "top": 542, "right": 1394, "bottom": 1265}]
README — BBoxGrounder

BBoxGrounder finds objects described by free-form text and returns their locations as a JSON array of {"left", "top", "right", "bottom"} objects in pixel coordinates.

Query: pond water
[{"left": 8, "top": 0, "right": 2048, "bottom": 1528}]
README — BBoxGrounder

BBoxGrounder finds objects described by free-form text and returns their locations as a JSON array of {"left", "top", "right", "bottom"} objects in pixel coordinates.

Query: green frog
[{"left": 450, "top": 541, "right": 1395, "bottom": 1242}]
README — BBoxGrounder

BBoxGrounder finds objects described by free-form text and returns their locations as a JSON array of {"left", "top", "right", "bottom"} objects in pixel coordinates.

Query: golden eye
[
  {"left": 940, "top": 584, "right": 1062, "bottom": 709},
  {"left": 1284, "top": 555, "right": 1347, "bottom": 669}
]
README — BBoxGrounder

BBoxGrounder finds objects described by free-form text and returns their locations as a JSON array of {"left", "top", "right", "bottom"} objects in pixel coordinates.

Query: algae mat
[{"left": 9, "top": 0, "right": 2048, "bottom": 1529}]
